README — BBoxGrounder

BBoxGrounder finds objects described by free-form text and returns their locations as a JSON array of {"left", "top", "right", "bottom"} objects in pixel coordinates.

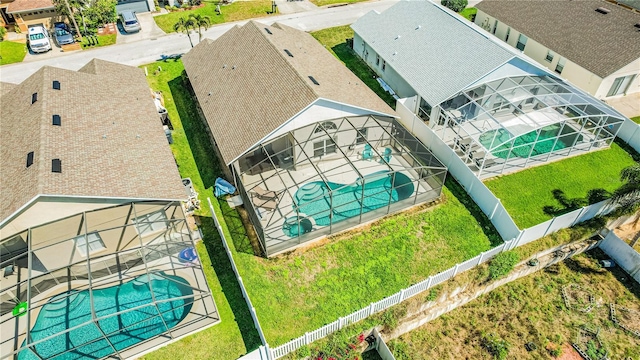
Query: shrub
[
  {"left": 481, "top": 332, "right": 510, "bottom": 360},
  {"left": 0, "top": 26, "right": 6, "bottom": 41},
  {"left": 488, "top": 251, "right": 520, "bottom": 280},
  {"left": 441, "top": 0, "right": 468, "bottom": 12}
]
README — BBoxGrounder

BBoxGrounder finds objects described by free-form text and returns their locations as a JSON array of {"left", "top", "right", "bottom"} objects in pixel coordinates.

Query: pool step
[{"left": 42, "top": 291, "right": 88, "bottom": 318}]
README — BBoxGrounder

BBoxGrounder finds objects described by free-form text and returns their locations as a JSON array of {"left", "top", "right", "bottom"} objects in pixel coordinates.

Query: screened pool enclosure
[
  {"left": 428, "top": 75, "right": 625, "bottom": 178},
  {"left": 0, "top": 202, "right": 219, "bottom": 360},
  {"left": 232, "top": 115, "right": 447, "bottom": 256}
]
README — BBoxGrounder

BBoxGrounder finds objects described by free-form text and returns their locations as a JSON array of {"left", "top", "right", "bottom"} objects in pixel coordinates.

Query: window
[
  {"left": 52, "top": 80, "right": 60, "bottom": 90},
  {"left": 492, "top": 19, "right": 498, "bottom": 34},
  {"left": 505, "top": 27, "right": 511, "bottom": 42},
  {"left": 314, "top": 121, "right": 337, "bottom": 133},
  {"left": 516, "top": 34, "right": 527, "bottom": 51},
  {"left": 555, "top": 57, "right": 566, "bottom": 74},
  {"left": 607, "top": 74, "right": 636, "bottom": 97},
  {"left": 313, "top": 138, "right": 336, "bottom": 157},
  {"left": 31, "top": 93, "right": 38, "bottom": 104},
  {"left": 545, "top": 50, "right": 554, "bottom": 62},
  {"left": 375, "top": 55, "right": 380, "bottom": 66},
  {"left": 51, "top": 159, "right": 61, "bottom": 173},
  {"left": 132, "top": 210, "right": 168, "bottom": 236},
  {"left": 356, "top": 128, "right": 368, "bottom": 144},
  {"left": 26, "top": 152, "right": 34, "bottom": 168},
  {"left": 52, "top": 114, "right": 61, "bottom": 126},
  {"left": 74, "top": 232, "right": 106, "bottom": 256},
  {"left": 382, "top": 60, "right": 386, "bottom": 71}
]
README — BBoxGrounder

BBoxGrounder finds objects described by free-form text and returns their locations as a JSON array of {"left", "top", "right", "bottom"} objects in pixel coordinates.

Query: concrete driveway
[{"left": 116, "top": 12, "right": 166, "bottom": 44}]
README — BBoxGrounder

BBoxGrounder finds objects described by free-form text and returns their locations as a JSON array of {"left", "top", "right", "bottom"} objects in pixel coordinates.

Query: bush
[
  {"left": 0, "top": 26, "right": 6, "bottom": 41},
  {"left": 481, "top": 332, "right": 510, "bottom": 360},
  {"left": 488, "top": 251, "right": 520, "bottom": 280},
  {"left": 441, "top": 0, "right": 468, "bottom": 12}
]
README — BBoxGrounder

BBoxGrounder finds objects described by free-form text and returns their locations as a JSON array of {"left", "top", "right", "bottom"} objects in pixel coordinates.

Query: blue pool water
[
  {"left": 290, "top": 170, "right": 414, "bottom": 230},
  {"left": 19, "top": 272, "right": 193, "bottom": 360}
]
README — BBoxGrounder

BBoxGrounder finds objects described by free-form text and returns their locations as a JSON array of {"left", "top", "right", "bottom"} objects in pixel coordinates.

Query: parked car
[
  {"left": 28, "top": 26, "right": 52, "bottom": 53},
  {"left": 119, "top": 11, "right": 141, "bottom": 33},
  {"left": 53, "top": 22, "right": 75, "bottom": 46}
]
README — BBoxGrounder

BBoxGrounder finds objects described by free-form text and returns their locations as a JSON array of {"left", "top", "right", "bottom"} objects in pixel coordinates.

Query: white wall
[
  {"left": 599, "top": 230, "right": 640, "bottom": 283},
  {"left": 596, "top": 59, "right": 640, "bottom": 99},
  {"left": 353, "top": 33, "right": 418, "bottom": 99}
]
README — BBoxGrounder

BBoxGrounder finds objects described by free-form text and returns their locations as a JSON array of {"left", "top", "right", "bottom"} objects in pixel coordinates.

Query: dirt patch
[
  {"left": 613, "top": 216, "right": 640, "bottom": 248},
  {"left": 557, "top": 343, "right": 582, "bottom": 360}
]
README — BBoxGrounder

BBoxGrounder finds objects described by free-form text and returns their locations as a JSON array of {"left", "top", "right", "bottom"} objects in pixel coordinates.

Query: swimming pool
[
  {"left": 290, "top": 170, "right": 414, "bottom": 229},
  {"left": 18, "top": 272, "right": 193, "bottom": 360},
  {"left": 479, "top": 125, "right": 582, "bottom": 159}
]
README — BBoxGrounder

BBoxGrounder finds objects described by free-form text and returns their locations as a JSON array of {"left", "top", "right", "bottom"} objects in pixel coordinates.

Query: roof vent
[
  {"left": 52, "top": 114, "right": 61, "bottom": 126},
  {"left": 52, "top": 80, "right": 60, "bottom": 90},
  {"left": 595, "top": 7, "right": 611, "bottom": 14},
  {"left": 308, "top": 76, "right": 320, "bottom": 85},
  {"left": 416, "top": 25, "right": 421, "bottom": 30},
  {"left": 31, "top": 92, "right": 37, "bottom": 104},
  {"left": 284, "top": 49, "right": 294, "bottom": 57},
  {"left": 635, "top": 22, "right": 640, "bottom": 28},
  {"left": 393, "top": 51, "right": 398, "bottom": 56},
  {"left": 395, "top": 35, "right": 401, "bottom": 40},
  {"left": 52, "top": 159, "right": 61, "bottom": 173},
  {"left": 26, "top": 152, "right": 34, "bottom": 168},
  {"left": 264, "top": 28, "right": 272, "bottom": 35},
  {"left": 232, "top": 65, "right": 236, "bottom": 70}
]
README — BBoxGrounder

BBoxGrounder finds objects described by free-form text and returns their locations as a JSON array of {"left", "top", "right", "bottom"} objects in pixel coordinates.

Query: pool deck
[{"left": 241, "top": 146, "right": 436, "bottom": 254}]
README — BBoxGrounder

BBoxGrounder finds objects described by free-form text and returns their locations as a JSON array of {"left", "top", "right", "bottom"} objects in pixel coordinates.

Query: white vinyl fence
[{"left": 616, "top": 118, "right": 640, "bottom": 153}]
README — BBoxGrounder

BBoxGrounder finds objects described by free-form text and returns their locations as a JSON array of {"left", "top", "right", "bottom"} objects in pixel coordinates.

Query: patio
[{"left": 231, "top": 115, "right": 448, "bottom": 256}]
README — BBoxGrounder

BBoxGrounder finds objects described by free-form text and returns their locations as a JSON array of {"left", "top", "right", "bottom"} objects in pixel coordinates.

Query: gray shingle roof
[
  {"left": 0, "top": 59, "right": 185, "bottom": 223},
  {"left": 182, "top": 21, "right": 394, "bottom": 165},
  {"left": 476, "top": 0, "right": 640, "bottom": 78},
  {"left": 351, "top": 1, "right": 514, "bottom": 107}
]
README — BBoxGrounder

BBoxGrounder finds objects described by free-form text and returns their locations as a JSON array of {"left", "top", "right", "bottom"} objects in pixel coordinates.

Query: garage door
[{"left": 116, "top": 0, "right": 150, "bottom": 14}]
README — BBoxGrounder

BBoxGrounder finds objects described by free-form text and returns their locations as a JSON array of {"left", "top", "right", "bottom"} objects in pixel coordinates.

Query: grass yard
[
  {"left": 142, "top": 60, "right": 261, "bottom": 360},
  {"left": 388, "top": 250, "right": 640, "bottom": 360},
  {"left": 311, "top": 25, "right": 397, "bottom": 108},
  {"left": 81, "top": 34, "right": 117, "bottom": 47},
  {"left": 484, "top": 143, "right": 637, "bottom": 229},
  {"left": 632, "top": 116, "right": 640, "bottom": 124},
  {"left": 310, "top": 0, "right": 367, "bottom": 7},
  {"left": 459, "top": 7, "right": 477, "bottom": 21},
  {"left": 154, "top": 0, "right": 272, "bottom": 33},
  {"left": 0, "top": 41, "right": 27, "bottom": 65}
]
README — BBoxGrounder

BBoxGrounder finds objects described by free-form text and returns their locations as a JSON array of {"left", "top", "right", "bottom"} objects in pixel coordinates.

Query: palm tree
[
  {"left": 174, "top": 17, "right": 195, "bottom": 48},
  {"left": 610, "top": 162, "right": 640, "bottom": 246},
  {"left": 189, "top": 14, "right": 211, "bottom": 43}
]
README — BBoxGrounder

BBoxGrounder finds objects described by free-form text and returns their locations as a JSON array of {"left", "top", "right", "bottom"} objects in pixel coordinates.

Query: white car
[{"left": 28, "top": 26, "right": 52, "bottom": 53}]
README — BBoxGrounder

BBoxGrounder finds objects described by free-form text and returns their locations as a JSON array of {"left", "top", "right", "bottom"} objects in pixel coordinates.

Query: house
[
  {"left": 474, "top": 0, "right": 640, "bottom": 100},
  {"left": 0, "top": 60, "right": 219, "bottom": 360},
  {"left": 0, "top": 0, "right": 58, "bottom": 32},
  {"left": 183, "top": 21, "right": 447, "bottom": 256},
  {"left": 352, "top": 1, "right": 627, "bottom": 179}
]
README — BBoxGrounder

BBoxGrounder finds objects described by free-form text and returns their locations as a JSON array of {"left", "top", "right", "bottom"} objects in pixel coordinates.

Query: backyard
[
  {"left": 154, "top": 0, "right": 272, "bottom": 33},
  {"left": 141, "top": 59, "right": 502, "bottom": 349},
  {"left": 0, "top": 41, "right": 27, "bottom": 65},
  {"left": 484, "top": 143, "right": 637, "bottom": 229},
  {"left": 388, "top": 250, "right": 640, "bottom": 360}
]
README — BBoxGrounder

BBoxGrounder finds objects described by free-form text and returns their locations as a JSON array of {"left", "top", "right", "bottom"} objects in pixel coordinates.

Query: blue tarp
[{"left": 214, "top": 177, "right": 236, "bottom": 197}]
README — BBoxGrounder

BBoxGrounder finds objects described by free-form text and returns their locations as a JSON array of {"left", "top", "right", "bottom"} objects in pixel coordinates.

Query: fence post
[
  {"left": 369, "top": 303, "right": 375, "bottom": 316},
  {"left": 477, "top": 252, "right": 484, "bottom": 265},
  {"left": 399, "top": 289, "right": 406, "bottom": 302},
  {"left": 490, "top": 200, "right": 500, "bottom": 220},
  {"left": 305, "top": 332, "right": 310, "bottom": 345},
  {"left": 338, "top": 317, "right": 344, "bottom": 330},
  {"left": 452, "top": 263, "right": 459, "bottom": 277},
  {"left": 426, "top": 276, "right": 433, "bottom": 289},
  {"left": 570, "top": 206, "right": 587, "bottom": 227}
]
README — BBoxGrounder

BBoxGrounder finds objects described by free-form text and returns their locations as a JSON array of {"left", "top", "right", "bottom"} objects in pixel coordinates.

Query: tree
[
  {"left": 52, "top": 0, "right": 116, "bottom": 34},
  {"left": 189, "top": 14, "right": 210, "bottom": 43},
  {"left": 610, "top": 162, "right": 640, "bottom": 246},
  {"left": 174, "top": 17, "right": 195, "bottom": 48},
  {"left": 441, "top": 0, "right": 468, "bottom": 13}
]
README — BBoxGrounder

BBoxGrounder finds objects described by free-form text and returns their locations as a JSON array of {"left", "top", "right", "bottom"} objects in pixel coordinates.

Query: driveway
[{"left": 116, "top": 12, "right": 166, "bottom": 44}]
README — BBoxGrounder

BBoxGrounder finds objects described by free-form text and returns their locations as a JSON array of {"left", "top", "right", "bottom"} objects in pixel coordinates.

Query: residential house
[
  {"left": 183, "top": 21, "right": 447, "bottom": 256},
  {"left": 474, "top": 0, "right": 640, "bottom": 100},
  {"left": 1, "top": 0, "right": 58, "bottom": 32}
]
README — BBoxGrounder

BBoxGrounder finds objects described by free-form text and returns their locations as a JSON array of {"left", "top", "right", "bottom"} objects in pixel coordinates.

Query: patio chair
[
  {"left": 379, "top": 147, "right": 392, "bottom": 163},
  {"left": 3, "top": 265, "right": 15, "bottom": 278},
  {"left": 359, "top": 144, "right": 374, "bottom": 161},
  {"left": 252, "top": 195, "right": 277, "bottom": 211},
  {"left": 250, "top": 185, "right": 277, "bottom": 199}
]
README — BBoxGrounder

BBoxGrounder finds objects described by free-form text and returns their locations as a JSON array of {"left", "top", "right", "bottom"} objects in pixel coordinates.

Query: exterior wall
[
  {"left": 12, "top": 9, "right": 57, "bottom": 31},
  {"left": 473, "top": 10, "right": 640, "bottom": 99},
  {"left": 353, "top": 32, "right": 418, "bottom": 99}
]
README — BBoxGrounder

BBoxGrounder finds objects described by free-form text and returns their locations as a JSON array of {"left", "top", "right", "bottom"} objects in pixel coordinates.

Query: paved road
[{"left": 0, "top": 0, "right": 398, "bottom": 84}]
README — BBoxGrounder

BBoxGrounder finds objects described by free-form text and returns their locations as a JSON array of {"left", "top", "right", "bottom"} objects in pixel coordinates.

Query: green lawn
[
  {"left": 81, "top": 34, "right": 117, "bottom": 47},
  {"left": 310, "top": 0, "right": 367, "bottom": 7},
  {"left": 142, "top": 60, "right": 261, "bottom": 360},
  {"left": 0, "top": 41, "right": 27, "bottom": 65},
  {"left": 485, "top": 143, "right": 636, "bottom": 229},
  {"left": 154, "top": 0, "right": 272, "bottom": 33},
  {"left": 311, "top": 25, "right": 396, "bottom": 108},
  {"left": 631, "top": 116, "right": 640, "bottom": 124},
  {"left": 459, "top": 7, "right": 477, "bottom": 21}
]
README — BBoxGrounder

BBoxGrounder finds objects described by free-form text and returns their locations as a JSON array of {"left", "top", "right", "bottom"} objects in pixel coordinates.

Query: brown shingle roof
[
  {"left": 7, "top": 0, "right": 54, "bottom": 13},
  {"left": 0, "top": 59, "right": 185, "bottom": 223},
  {"left": 182, "top": 21, "right": 394, "bottom": 165},
  {"left": 476, "top": 0, "right": 640, "bottom": 78}
]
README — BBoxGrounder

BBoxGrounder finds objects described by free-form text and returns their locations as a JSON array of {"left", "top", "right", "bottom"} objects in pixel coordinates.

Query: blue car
[{"left": 53, "top": 22, "right": 75, "bottom": 46}]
